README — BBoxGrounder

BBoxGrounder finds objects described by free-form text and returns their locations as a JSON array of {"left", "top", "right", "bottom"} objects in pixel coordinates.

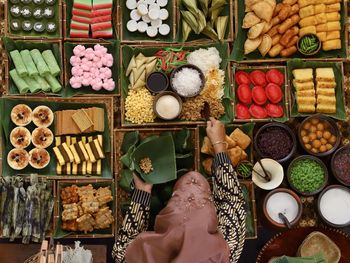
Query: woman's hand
[
  {"left": 206, "top": 117, "right": 227, "bottom": 154},
  {"left": 133, "top": 173, "right": 153, "bottom": 193}
]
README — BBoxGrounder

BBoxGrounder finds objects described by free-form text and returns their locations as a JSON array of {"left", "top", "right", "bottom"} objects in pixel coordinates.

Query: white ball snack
[{"left": 126, "top": 0, "right": 170, "bottom": 37}]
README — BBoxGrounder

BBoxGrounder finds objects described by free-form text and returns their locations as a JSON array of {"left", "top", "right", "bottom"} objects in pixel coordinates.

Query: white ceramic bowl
[{"left": 252, "top": 158, "right": 284, "bottom": 190}]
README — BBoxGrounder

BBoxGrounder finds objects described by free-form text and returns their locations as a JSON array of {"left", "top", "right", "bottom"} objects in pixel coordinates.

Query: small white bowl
[{"left": 252, "top": 158, "right": 284, "bottom": 190}]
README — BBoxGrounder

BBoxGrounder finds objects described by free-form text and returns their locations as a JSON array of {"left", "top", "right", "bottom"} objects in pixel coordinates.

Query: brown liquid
[{"left": 147, "top": 72, "right": 168, "bottom": 93}]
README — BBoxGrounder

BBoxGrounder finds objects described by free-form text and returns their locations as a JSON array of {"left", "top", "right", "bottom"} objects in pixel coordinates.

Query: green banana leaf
[
  {"left": 231, "top": 0, "right": 347, "bottom": 61},
  {"left": 198, "top": 123, "right": 255, "bottom": 175},
  {"left": 121, "top": 131, "right": 139, "bottom": 153},
  {"left": 176, "top": 152, "right": 194, "bottom": 170},
  {"left": 65, "top": 0, "right": 118, "bottom": 39},
  {"left": 241, "top": 183, "right": 255, "bottom": 238},
  {"left": 7, "top": 0, "right": 60, "bottom": 38},
  {"left": 178, "top": 0, "right": 231, "bottom": 42},
  {"left": 0, "top": 97, "right": 112, "bottom": 178},
  {"left": 232, "top": 65, "right": 289, "bottom": 122},
  {"left": 119, "top": 0, "right": 174, "bottom": 42},
  {"left": 3, "top": 37, "right": 63, "bottom": 96},
  {"left": 173, "top": 128, "right": 193, "bottom": 153},
  {"left": 121, "top": 42, "right": 233, "bottom": 125},
  {"left": 139, "top": 135, "right": 160, "bottom": 146},
  {"left": 119, "top": 169, "right": 134, "bottom": 192},
  {"left": 120, "top": 145, "right": 136, "bottom": 169},
  {"left": 64, "top": 40, "right": 120, "bottom": 96},
  {"left": 54, "top": 180, "right": 115, "bottom": 238},
  {"left": 132, "top": 135, "right": 177, "bottom": 184},
  {"left": 287, "top": 59, "right": 346, "bottom": 120}
]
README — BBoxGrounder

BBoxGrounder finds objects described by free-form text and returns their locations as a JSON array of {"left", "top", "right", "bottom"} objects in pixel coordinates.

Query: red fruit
[
  {"left": 237, "top": 84, "right": 252, "bottom": 104},
  {"left": 250, "top": 70, "right": 267, "bottom": 87},
  {"left": 235, "top": 71, "right": 251, "bottom": 85},
  {"left": 266, "top": 104, "right": 284, "bottom": 118},
  {"left": 249, "top": 104, "right": 268, "bottom": 119},
  {"left": 265, "top": 83, "right": 283, "bottom": 104},
  {"left": 266, "top": 69, "right": 284, "bottom": 86},
  {"left": 236, "top": 103, "right": 251, "bottom": 119},
  {"left": 252, "top": 86, "right": 267, "bottom": 105}
]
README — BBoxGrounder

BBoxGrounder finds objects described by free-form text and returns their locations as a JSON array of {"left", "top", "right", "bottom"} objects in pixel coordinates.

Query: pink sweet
[
  {"left": 91, "top": 78, "right": 103, "bottom": 91},
  {"left": 81, "top": 57, "right": 89, "bottom": 64},
  {"left": 81, "top": 63, "right": 91, "bottom": 72},
  {"left": 70, "top": 56, "right": 81, "bottom": 67},
  {"left": 83, "top": 72, "right": 91, "bottom": 79},
  {"left": 82, "top": 78, "right": 91, "bottom": 86},
  {"left": 93, "top": 55, "right": 101, "bottom": 62},
  {"left": 70, "top": 76, "right": 82, "bottom": 89},
  {"left": 100, "top": 67, "right": 112, "bottom": 79},
  {"left": 94, "top": 44, "right": 108, "bottom": 54},
  {"left": 71, "top": 66, "right": 83, "bottom": 76},
  {"left": 94, "top": 60, "right": 103, "bottom": 68},
  {"left": 103, "top": 78, "right": 115, "bottom": 91},
  {"left": 73, "top": 45, "right": 86, "bottom": 57}
]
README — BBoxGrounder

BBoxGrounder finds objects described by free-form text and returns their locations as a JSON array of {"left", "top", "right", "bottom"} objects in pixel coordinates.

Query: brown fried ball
[
  {"left": 319, "top": 145, "right": 327, "bottom": 153},
  {"left": 305, "top": 144, "right": 312, "bottom": 150},
  {"left": 329, "top": 135, "right": 337, "bottom": 144},
  {"left": 300, "top": 129, "right": 307, "bottom": 137},
  {"left": 320, "top": 138, "right": 327, "bottom": 145},
  {"left": 323, "top": 131, "right": 331, "bottom": 140},
  {"left": 312, "top": 140, "right": 321, "bottom": 149},
  {"left": 311, "top": 148, "right": 319, "bottom": 154},
  {"left": 309, "top": 133, "right": 317, "bottom": 140},
  {"left": 311, "top": 118, "right": 320, "bottom": 125},
  {"left": 302, "top": 136, "right": 310, "bottom": 144},
  {"left": 310, "top": 125, "right": 317, "bottom": 133},
  {"left": 326, "top": 144, "right": 333, "bottom": 151},
  {"left": 316, "top": 130, "right": 323, "bottom": 139},
  {"left": 303, "top": 121, "right": 311, "bottom": 130},
  {"left": 316, "top": 123, "right": 325, "bottom": 131}
]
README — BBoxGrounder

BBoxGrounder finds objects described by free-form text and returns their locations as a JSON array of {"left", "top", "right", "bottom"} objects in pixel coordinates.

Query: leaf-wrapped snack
[
  {"left": 10, "top": 50, "right": 28, "bottom": 77},
  {"left": 30, "top": 49, "right": 50, "bottom": 77},
  {"left": 181, "top": 10, "right": 200, "bottom": 34},
  {"left": 182, "top": 20, "right": 192, "bottom": 41},
  {"left": 216, "top": 16, "right": 228, "bottom": 40},
  {"left": 20, "top": 50, "right": 39, "bottom": 77},
  {"left": 202, "top": 23, "right": 219, "bottom": 41},
  {"left": 42, "top": 50, "right": 61, "bottom": 77},
  {"left": 9, "top": 69, "right": 30, "bottom": 94}
]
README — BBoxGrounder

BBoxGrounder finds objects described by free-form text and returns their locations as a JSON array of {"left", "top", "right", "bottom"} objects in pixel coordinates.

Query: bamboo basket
[
  {"left": 114, "top": 127, "right": 198, "bottom": 230},
  {"left": 0, "top": 96, "right": 114, "bottom": 179},
  {"left": 55, "top": 178, "right": 115, "bottom": 239},
  {"left": 4, "top": 0, "right": 63, "bottom": 39},
  {"left": 63, "top": 40, "right": 120, "bottom": 97},
  {"left": 4, "top": 39, "right": 64, "bottom": 96},
  {"left": 233, "top": 0, "right": 349, "bottom": 63},
  {"left": 176, "top": 0, "right": 235, "bottom": 44},
  {"left": 119, "top": 42, "right": 232, "bottom": 127},
  {"left": 230, "top": 63, "right": 291, "bottom": 123},
  {"left": 63, "top": 0, "right": 118, "bottom": 42},
  {"left": 117, "top": 0, "right": 176, "bottom": 44},
  {"left": 0, "top": 176, "right": 56, "bottom": 240}
]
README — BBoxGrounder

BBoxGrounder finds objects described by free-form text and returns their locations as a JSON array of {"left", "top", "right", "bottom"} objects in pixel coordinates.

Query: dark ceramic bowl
[
  {"left": 263, "top": 188, "right": 303, "bottom": 228},
  {"left": 170, "top": 64, "right": 205, "bottom": 98},
  {"left": 146, "top": 71, "right": 169, "bottom": 94},
  {"left": 297, "top": 34, "right": 321, "bottom": 56},
  {"left": 254, "top": 123, "right": 297, "bottom": 163},
  {"left": 317, "top": 185, "right": 350, "bottom": 228},
  {"left": 298, "top": 114, "right": 341, "bottom": 157},
  {"left": 331, "top": 145, "right": 350, "bottom": 186},
  {"left": 236, "top": 160, "right": 253, "bottom": 178},
  {"left": 287, "top": 155, "right": 328, "bottom": 196}
]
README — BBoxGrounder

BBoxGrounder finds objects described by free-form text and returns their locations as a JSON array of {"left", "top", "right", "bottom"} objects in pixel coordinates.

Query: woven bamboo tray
[
  {"left": 230, "top": 63, "right": 291, "bottom": 123},
  {"left": 119, "top": 42, "right": 232, "bottom": 127},
  {"left": 4, "top": 39, "right": 64, "bottom": 96},
  {"left": 63, "top": 40, "right": 120, "bottom": 97},
  {"left": 176, "top": 0, "right": 234, "bottom": 43},
  {"left": 117, "top": 0, "right": 176, "bottom": 44},
  {"left": 114, "top": 127, "right": 198, "bottom": 230},
  {"left": 4, "top": 0, "right": 63, "bottom": 39},
  {"left": 63, "top": 0, "right": 118, "bottom": 41},
  {"left": 55, "top": 178, "right": 115, "bottom": 239},
  {"left": 0, "top": 96, "right": 114, "bottom": 179},
  {"left": 233, "top": 0, "right": 349, "bottom": 63},
  {"left": 0, "top": 176, "right": 56, "bottom": 240}
]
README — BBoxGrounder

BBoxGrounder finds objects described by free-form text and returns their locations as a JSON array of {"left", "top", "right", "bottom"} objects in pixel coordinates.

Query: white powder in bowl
[
  {"left": 155, "top": 95, "right": 181, "bottom": 120},
  {"left": 171, "top": 67, "right": 202, "bottom": 97}
]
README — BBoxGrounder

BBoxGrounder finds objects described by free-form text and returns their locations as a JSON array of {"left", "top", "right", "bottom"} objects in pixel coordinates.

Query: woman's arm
[
  {"left": 206, "top": 118, "right": 246, "bottom": 263},
  {"left": 112, "top": 175, "right": 153, "bottom": 263}
]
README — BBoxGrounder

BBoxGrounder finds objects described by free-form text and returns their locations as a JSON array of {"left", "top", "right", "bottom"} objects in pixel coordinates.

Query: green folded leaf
[
  {"left": 132, "top": 135, "right": 176, "bottom": 184},
  {"left": 181, "top": 10, "right": 200, "bottom": 34},
  {"left": 139, "top": 135, "right": 159, "bottom": 146},
  {"left": 119, "top": 169, "right": 134, "bottom": 192},
  {"left": 120, "top": 145, "right": 136, "bottom": 169},
  {"left": 216, "top": 16, "right": 229, "bottom": 41},
  {"left": 182, "top": 0, "right": 199, "bottom": 18},
  {"left": 199, "top": 0, "right": 210, "bottom": 16},
  {"left": 202, "top": 23, "right": 219, "bottom": 41},
  {"left": 173, "top": 128, "right": 193, "bottom": 154},
  {"left": 121, "top": 131, "right": 139, "bottom": 154},
  {"left": 210, "top": 0, "right": 226, "bottom": 10},
  {"left": 182, "top": 19, "right": 192, "bottom": 42}
]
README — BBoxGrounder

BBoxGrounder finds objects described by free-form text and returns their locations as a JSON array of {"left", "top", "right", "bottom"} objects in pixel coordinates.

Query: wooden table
[{"left": 0, "top": 243, "right": 107, "bottom": 263}]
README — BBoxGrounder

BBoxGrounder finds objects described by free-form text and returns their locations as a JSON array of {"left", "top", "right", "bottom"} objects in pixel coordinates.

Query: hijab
[{"left": 125, "top": 171, "right": 230, "bottom": 263}]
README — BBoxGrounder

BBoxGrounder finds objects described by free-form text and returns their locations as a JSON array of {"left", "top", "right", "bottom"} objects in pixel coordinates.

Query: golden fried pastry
[
  {"left": 229, "top": 128, "right": 251, "bottom": 150},
  {"left": 244, "top": 36, "right": 263, "bottom": 54},
  {"left": 316, "top": 88, "right": 335, "bottom": 96},
  {"left": 62, "top": 220, "right": 78, "bottom": 231},
  {"left": 293, "top": 80, "right": 314, "bottom": 91},
  {"left": 326, "top": 30, "right": 340, "bottom": 40},
  {"left": 94, "top": 207, "right": 114, "bottom": 229},
  {"left": 96, "top": 187, "right": 113, "bottom": 206},
  {"left": 326, "top": 12, "right": 340, "bottom": 21},
  {"left": 326, "top": 3, "right": 340, "bottom": 12},
  {"left": 259, "top": 34, "right": 272, "bottom": 56},
  {"left": 316, "top": 32, "right": 327, "bottom": 41},
  {"left": 268, "top": 43, "right": 284, "bottom": 57},
  {"left": 77, "top": 214, "right": 95, "bottom": 234},
  {"left": 299, "top": 26, "right": 316, "bottom": 37},
  {"left": 77, "top": 184, "right": 96, "bottom": 202},
  {"left": 243, "top": 12, "right": 261, "bottom": 28},
  {"left": 299, "top": 5, "right": 314, "bottom": 18},
  {"left": 61, "top": 185, "right": 79, "bottom": 205},
  {"left": 252, "top": 1, "right": 274, "bottom": 22},
  {"left": 227, "top": 147, "right": 243, "bottom": 167},
  {"left": 315, "top": 4, "right": 326, "bottom": 14},
  {"left": 248, "top": 22, "right": 266, "bottom": 39},
  {"left": 81, "top": 201, "right": 100, "bottom": 214},
  {"left": 62, "top": 203, "right": 79, "bottom": 221},
  {"left": 202, "top": 158, "right": 213, "bottom": 174}
]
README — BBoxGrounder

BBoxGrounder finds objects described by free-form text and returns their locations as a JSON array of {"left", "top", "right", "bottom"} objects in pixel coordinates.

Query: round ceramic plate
[
  {"left": 252, "top": 158, "right": 284, "bottom": 190},
  {"left": 256, "top": 227, "right": 350, "bottom": 263}
]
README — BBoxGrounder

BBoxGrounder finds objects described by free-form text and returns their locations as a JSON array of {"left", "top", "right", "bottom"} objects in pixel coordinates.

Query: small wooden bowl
[
  {"left": 153, "top": 91, "right": 183, "bottom": 121},
  {"left": 297, "top": 34, "right": 321, "bottom": 56}
]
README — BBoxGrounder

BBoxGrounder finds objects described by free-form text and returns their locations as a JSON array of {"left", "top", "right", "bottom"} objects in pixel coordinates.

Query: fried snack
[
  {"left": 267, "top": 24, "right": 279, "bottom": 37},
  {"left": 322, "top": 39, "right": 341, "bottom": 51},
  {"left": 225, "top": 135, "right": 237, "bottom": 149},
  {"left": 297, "top": 96, "right": 316, "bottom": 105},
  {"left": 272, "top": 34, "right": 282, "bottom": 45},
  {"left": 298, "top": 0, "right": 312, "bottom": 8},
  {"left": 262, "top": 21, "right": 273, "bottom": 34},
  {"left": 62, "top": 203, "right": 79, "bottom": 221},
  {"left": 62, "top": 220, "right": 78, "bottom": 231},
  {"left": 316, "top": 68, "right": 335, "bottom": 82},
  {"left": 326, "top": 21, "right": 340, "bottom": 31},
  {"left": 61, "top": 185, "right": 79, "bottom": 205},
  {"left": 265, "top": 0, "right": 276, "bottom": 9},
  {"left": 271, "top": 16, "right": 281, "bottom": 27},
  {"left": 248, "top": 22, "right": 266, "bottom": 39},
  {"left": 252, "top": 1, "right": 274, "bottom": 22},
  {"left": 316, "top": 104, "right": 336, "bottom": 113},
  {"left": 297, "top": 89, "right": 315, "bottom": 97},
  {"left": 268, "top": 43, "right": 284, "bottom": 57},
  {"left": 317, "top": 81, "right": 336, "bottom": 89},
  {"left": 326, "top": 30, "right": 340, "bottom": 40},
  {"left": 227, "top": 147, "right": 243, "bottom": 166},
  {"left": 77, "top": 184, "right": 96, "bottom": 202},
  {"left": 324, "top": 0, "right": 341, "bottom": 4},
  {"left": 278, "top": 14, "right": 300, "bottom": 34},
  {"left": 280, "top": 26, "right": 299, "bottom": 46},
  {"left": 300, "top": 5, "right": 314, "bottom": 18},
  {"left": 201, "top": 136, "right": 215, "bottom": 156},
  {"left": 293, "top": 80, "right": 315, "bottom": 91},
  {"left": 299, "top": 16, "right": 317, "bottom": 27},
  {"left": 314, "top": 4, "right": 326, "bottom": 15},
  {"left": 298, "top": 104, "right": 316, "bottom": 113},
  {"left": 287, "top": 35, "right": 299, "bottom": 47},
  {"left": 81, "top": 200, "right": 100, "bottom": 214},
  {"left": 326, "top": 3, "right": 340, "bottom": 12},
  {"left": 245, "top": 0, "right": 260, "bottom": 12},
  {"left": 315, "top": 13, "right": 327, "bottom": 24},
  {"left": 202, "top": 158, "right": 213, "bottom": 174},
  {"left": 316, "top": 32, "right": 327, "bottom": 41},
  {"left": 317, "top": 95, "right": 336, "bottom": 105},
  {"left": 273, "top": 3, "right": 284, "bottom": 16},
  {"left": 289, "top": 4, "right": 299, "bottom": 16},
  {"left": 299, "top": 26, "right": 316, "bottom": 37},
  {"left": 94, "top": 207, "right": 114, "bottom": 229},
  {"left": 281, "top": 46, "right": 297, "bottom": 57},
  {"left": 244, "top": 36, "right": 263, "bottom": 54},
  {"left": 259, "top": 34, "right": 273, "bottom": 56},
  {"left": 243, "top": 12, "right": 261, "bottom": 28},
  {"left": 316, "top": 88, "right": 335, "bottom": 96},
  {"left": 316, "top": 23, "right": 327, "bottom": 32},
  {"left": 229, "top": 128, "right": 251, "bottom": 150},
  {"left": 77, "top": 214, "right": 95, "bottom": 234},
  {"left": 96, "top": 187, "right": 113, "bottom": 206},
  {"left": 278, "top": 4, "right": 292, "bottom": 21},
  {"left": 293, "top": 68, "right": 313, "bottom": 82},
  {"left": 326, "top": 12, "right": 340, "bottom": 21},
  {"left": 283, "top": 0, "right": 297, "bottom": 5}
]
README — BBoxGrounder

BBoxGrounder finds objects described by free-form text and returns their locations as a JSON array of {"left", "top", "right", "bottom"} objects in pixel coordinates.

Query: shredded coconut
[{"left": 187, "top": 47, "right": 222, "bottom": 75}]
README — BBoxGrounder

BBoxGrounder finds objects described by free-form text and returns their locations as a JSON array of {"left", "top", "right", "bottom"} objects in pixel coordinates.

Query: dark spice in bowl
[
  {"left": 255, "top": 124, "right": 294, "bottom": 161},
  {"left": 332, "top": 146, "right": 350, "bottom": 186}
]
